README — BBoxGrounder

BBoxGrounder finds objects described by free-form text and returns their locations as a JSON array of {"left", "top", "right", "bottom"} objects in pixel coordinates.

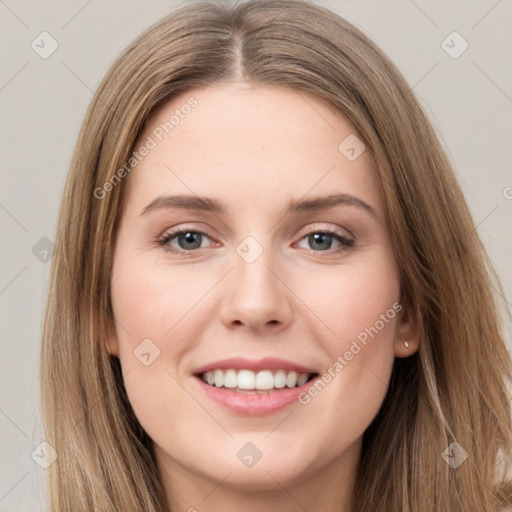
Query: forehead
[{"left": 124, "top": 83, "right": 384, "bottom": 217}]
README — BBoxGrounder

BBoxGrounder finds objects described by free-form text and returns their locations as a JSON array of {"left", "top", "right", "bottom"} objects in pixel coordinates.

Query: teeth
[
  {"left": 200, "top": 369, "right": 314, "bottom": 391},
  {"left": 255, "top": 370, "right": 274, "bottom": 390},
  {"left": 238, "top": 369, "right": 256, "bottom": 389},
  {"left": 297, "top": 373, "right": 309, "bottom": 386},
  {"left": 223, "top": 369, "right": 237, "bottom": 388},
  {"left": 213, "top": 369, "right": 224, "bottom": 388},
  {"left": 274, "top": 370, "right": 287, "bottom": 388}
]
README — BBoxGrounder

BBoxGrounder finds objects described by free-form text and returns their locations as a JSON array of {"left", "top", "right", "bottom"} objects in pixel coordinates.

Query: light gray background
[{"left": 1, "top": 0, "right": 511, "bottom": 510}]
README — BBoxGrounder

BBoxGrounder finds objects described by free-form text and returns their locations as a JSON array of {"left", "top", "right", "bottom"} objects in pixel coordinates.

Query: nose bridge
[
  {"left": 218, "top": 233, "right": 293, "bottom": 331},
  {"left": 234, "top": 233, "right": 281, "bottom": 303}
]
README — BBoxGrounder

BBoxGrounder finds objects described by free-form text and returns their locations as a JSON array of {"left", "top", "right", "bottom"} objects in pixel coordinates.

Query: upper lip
[{"left": 192, "top": 357, "right": 319, "bottom": 375}]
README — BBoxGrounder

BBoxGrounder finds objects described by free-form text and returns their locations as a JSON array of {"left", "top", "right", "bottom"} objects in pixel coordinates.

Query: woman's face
[{"left": 108, "top": 83, "right": 417, "bottom": 497}]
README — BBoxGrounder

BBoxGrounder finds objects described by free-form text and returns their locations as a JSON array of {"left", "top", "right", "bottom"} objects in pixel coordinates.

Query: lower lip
[{"left": 193, "top": 375, "right": 320, "bottom": 416}]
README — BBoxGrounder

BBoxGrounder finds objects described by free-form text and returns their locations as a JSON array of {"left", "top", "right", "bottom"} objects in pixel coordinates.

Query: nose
[{"left": 218, "top": 243, "right": 294, "bottom": 334}]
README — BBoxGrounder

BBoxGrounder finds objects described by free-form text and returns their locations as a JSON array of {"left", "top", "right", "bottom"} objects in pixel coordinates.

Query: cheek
[
  {"left": 109, "top": 257, "right": 208, "bottom": 420},
  {"left": 296, "top": 251, "right": 399, "bottom": 429},
  {"left": 110, "top": 254, "right": 213, "bottom": 347},
  {"left": 303, "top": 247, "right": 400, "bottom": 353},
  {"left": 109, "top": 262, "right": 204, "bottom": 441}
]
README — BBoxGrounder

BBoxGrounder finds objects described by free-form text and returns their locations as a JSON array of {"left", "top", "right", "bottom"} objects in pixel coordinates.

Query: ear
[{"left": 394, "top": 299, "right": 421, "bottom": 358}]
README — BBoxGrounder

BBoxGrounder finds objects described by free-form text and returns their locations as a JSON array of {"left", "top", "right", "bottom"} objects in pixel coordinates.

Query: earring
[{"left": 404, "top": 340, "right": 409, "bottom": 348}]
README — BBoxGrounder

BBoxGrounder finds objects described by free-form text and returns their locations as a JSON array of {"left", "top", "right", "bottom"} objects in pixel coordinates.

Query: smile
[{"left": 199, "top": 368, "right": 318, "bottom": 393}]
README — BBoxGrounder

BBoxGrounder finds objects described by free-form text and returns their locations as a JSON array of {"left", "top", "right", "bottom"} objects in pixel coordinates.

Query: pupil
[
  {"left": 180, "top": 232, "right": 201, "bottom": 250},
  {"left": 310, "top": 233, "right": 331, "bottom": 251}
]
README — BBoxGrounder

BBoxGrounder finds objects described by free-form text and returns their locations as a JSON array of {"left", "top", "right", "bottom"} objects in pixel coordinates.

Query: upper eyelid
[{"left": 295, "top": 223, "right": 353, "bottom": 239}]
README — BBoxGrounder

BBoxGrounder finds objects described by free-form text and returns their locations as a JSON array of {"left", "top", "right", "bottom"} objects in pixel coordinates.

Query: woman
[{"left": 40, "top": 0, "right": 512, "bottom": 510}]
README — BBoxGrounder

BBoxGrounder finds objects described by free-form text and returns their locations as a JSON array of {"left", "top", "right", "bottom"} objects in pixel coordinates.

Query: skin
[{"left": 107, "top": 83, "right": 420, "bottom": 512}]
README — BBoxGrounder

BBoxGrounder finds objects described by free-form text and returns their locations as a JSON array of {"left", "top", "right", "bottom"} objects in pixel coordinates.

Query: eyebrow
[{"left": 139, "top": 193, "right": 377, "bottom": 218}]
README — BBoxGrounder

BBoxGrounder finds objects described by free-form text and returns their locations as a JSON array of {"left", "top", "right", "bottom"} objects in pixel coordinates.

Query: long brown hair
[{"left": 40, "top": 0, "right": 512, "bottom": 510}]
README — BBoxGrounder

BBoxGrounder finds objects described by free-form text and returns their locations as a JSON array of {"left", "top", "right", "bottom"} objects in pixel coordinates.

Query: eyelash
[{"left": 156, "top": 224, "right": 355, "bottom": 257}]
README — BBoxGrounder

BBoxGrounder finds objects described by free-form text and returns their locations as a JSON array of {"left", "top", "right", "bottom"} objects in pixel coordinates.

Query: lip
[
  {"left": 193, "top": 373, "right": 321, "bottom": 416},
  {"left": 192, "top": 356, "right": 318, "bottom": 375}
]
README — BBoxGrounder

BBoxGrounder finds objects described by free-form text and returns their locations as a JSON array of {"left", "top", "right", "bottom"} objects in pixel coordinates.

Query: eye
[
  {"left": 157, "top": 227, "right": 216, "bottom": 253},
  {"left": 156, "top": 225, "right": 355, "bottom": 256},
  {"left": 296, "top": 228, "right": 354, "bottom": 253}
]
